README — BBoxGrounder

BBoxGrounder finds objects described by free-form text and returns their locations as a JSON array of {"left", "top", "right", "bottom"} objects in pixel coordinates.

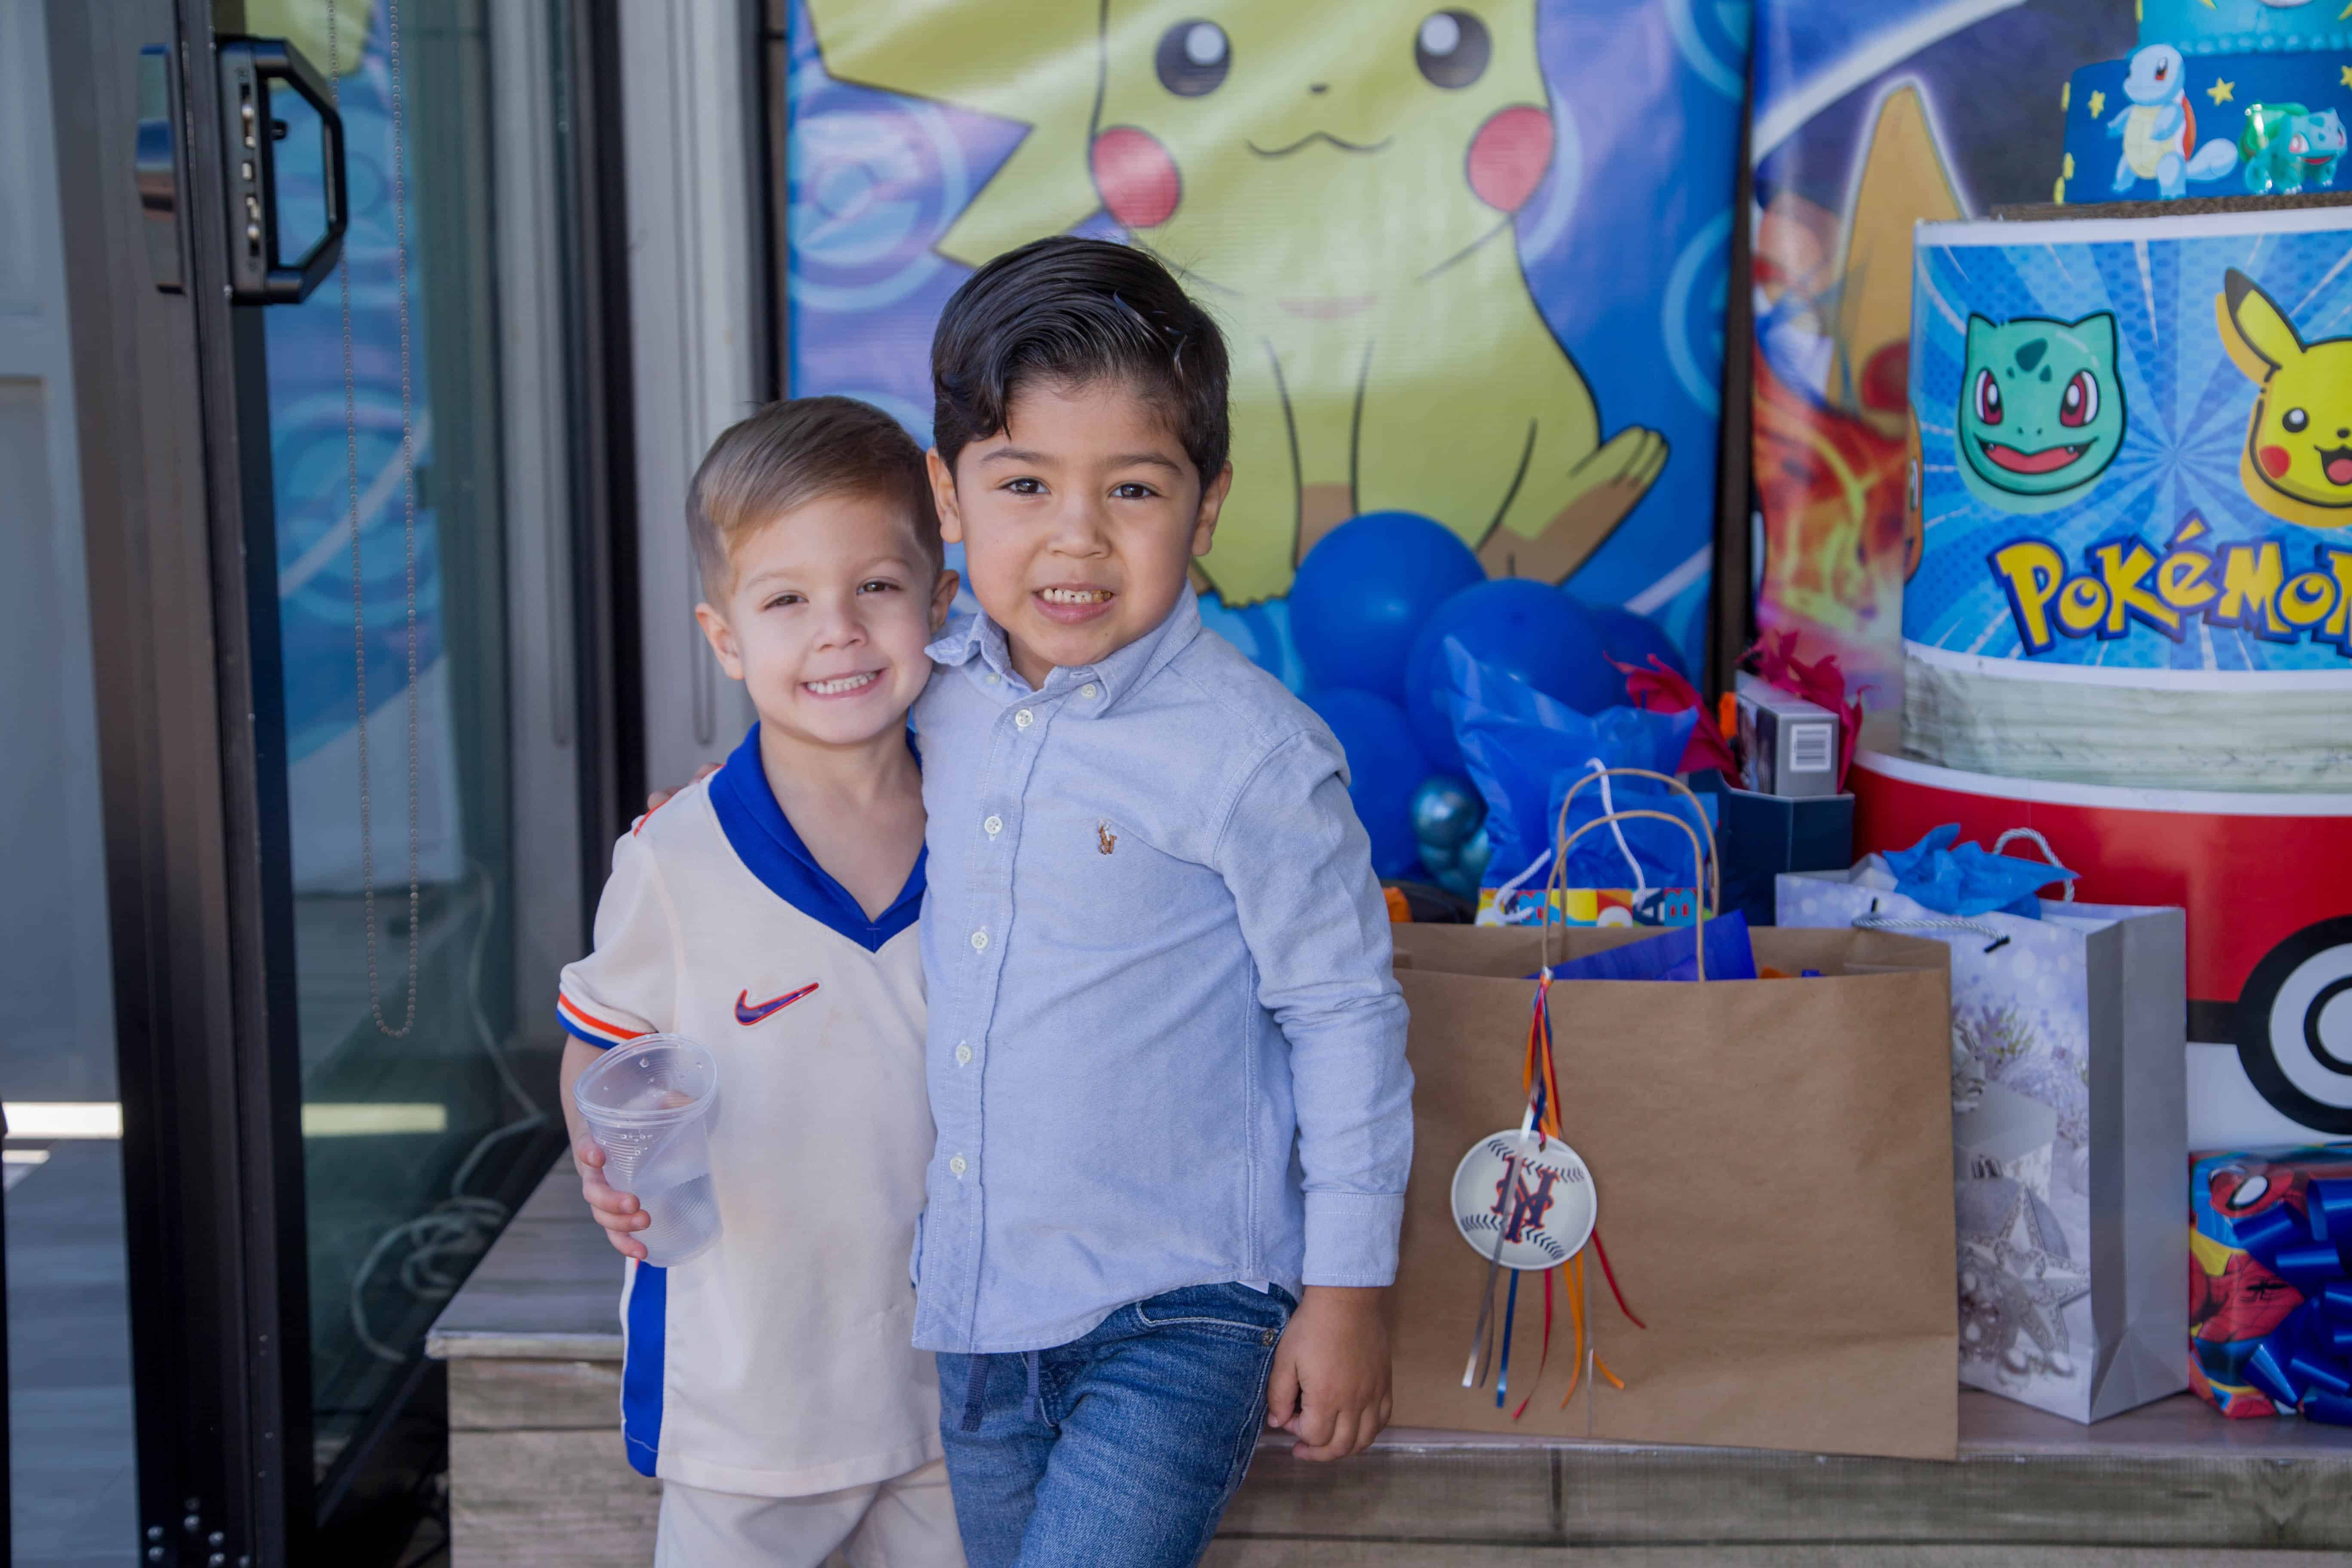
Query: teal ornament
[
  {"left": 1458, "top": 824, "right": 1493, "bottom": 887},
  {"left": 1411, "top": 775, "right": 1485, "bottom": 852},
  {"left": 1432, "top": 825, "right": 1493, "bottom": 899}
]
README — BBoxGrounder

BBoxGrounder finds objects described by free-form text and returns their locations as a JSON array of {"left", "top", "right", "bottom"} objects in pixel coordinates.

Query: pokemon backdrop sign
[
  {"left": 1906, "top": 208, "right": 2352, "bottom": 672},
  {"left": 782, "top": 0, "right": 1748, "bottom": 686},
  {"left": 1746, "top": 0, "right": 2138, "bottom": 744}
]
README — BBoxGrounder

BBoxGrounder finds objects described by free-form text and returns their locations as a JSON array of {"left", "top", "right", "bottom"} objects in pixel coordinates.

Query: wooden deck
[{"left": 431, "top": 1169, "right": 2352, "bottom": 1565}]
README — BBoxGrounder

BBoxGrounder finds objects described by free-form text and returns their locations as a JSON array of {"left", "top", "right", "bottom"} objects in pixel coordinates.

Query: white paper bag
[{"left": 1779, "top": 835, "right": 2187, "bottom": 1423}]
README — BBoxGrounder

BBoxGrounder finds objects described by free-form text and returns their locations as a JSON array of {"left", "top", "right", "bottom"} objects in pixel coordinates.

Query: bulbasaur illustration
[
  {"left": 1957, "top": 313, "right": 2127, "bottom": 515},
  {"left": 2106, "top": 44, "right": 2238, "bottom": 199},
  {"left": 2239, "top": 103, "right": 2346, "bottom": 195}
]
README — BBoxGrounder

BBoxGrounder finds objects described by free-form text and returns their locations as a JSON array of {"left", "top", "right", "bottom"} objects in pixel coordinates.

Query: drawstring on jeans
[
  {"left": 959, "top": 1355, "right": 990, "bottom": 1432},
  {"left": 957, "top": 1351, "right": 1045, "bottom": 1431}
]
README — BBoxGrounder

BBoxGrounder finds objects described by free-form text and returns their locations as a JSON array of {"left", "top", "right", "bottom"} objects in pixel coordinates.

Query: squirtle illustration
[
  {"left": 1956, "top": 312, "right": 2127, "bottom": 514},
  {"left": 803, "top": 0, "right": 1669, "bottom": 605},
  {"left": 2107, "top": 43, "right": 2239, "bottom": 199}
]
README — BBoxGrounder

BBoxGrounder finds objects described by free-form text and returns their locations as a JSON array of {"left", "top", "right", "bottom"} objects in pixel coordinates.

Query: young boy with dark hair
[
  {"left": 913, "top": 236, "right": 1413, "bottom": 1564},
  {"left": 560, "top": 396, "right": 966, "bottom": 1567}
]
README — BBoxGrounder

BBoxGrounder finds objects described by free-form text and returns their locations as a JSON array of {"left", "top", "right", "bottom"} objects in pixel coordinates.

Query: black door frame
[{"left": 44, "top": 3, "right": 635, "bottom": 1561}]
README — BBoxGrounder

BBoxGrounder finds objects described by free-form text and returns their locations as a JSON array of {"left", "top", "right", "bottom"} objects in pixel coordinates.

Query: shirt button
[
  {"left": 1081, "top": 682, "right": 1100, "bottom": 699},
  {"left": 1014, "top": 708, "right": 1035, "bottom": 729},
  {"left": 984, "top": 814, "right": 1003, "bottom": 837},
  {"left": 970, "top": 928, "right": 989, "bottom": 952},
  {"left": 948, "top": 1154, "right": 968, "bottom": 1177},
  {"left": 955, "top": 1042, "right": 973, "bottom": 1066}
]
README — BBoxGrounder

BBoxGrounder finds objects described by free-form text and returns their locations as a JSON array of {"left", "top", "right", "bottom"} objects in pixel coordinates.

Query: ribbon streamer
[{"left": 1470, "top": 972, "right": 1643, "bottom": 1417}]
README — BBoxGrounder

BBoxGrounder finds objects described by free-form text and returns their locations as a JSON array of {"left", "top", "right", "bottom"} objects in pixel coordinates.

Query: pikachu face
[
  {"left": 2218, "top": 266, "right": 2352, "bottom": 530},
  {"left": 1091, "top": 2, "right": 1555, "bottom": 300}
]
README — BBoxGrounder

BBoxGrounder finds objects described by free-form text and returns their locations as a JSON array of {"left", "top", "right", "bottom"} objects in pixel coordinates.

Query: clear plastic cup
[{"left": 573, "top": 1033, "right": 722, "bottom": 1267}]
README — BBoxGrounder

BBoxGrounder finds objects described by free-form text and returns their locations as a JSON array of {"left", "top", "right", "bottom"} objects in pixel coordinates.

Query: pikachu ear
[{"left": 2220, "top": 268, "right": 2304, "bottom": 380}]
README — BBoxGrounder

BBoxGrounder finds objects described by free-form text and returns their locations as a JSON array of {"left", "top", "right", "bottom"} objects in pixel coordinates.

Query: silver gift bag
[{"left": 1779, "top": 833, "right": 2187, "bottom": 1423}]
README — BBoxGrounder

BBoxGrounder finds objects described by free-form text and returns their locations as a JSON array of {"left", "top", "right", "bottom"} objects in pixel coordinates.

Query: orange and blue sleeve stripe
[{"left": 557, "top": 991, "right": 649, "bottom": 1050}]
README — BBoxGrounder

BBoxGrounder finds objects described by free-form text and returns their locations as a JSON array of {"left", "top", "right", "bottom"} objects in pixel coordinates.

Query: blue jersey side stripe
[{"left": 621, "top": 1261, "right": 667, "bottom": 1477}]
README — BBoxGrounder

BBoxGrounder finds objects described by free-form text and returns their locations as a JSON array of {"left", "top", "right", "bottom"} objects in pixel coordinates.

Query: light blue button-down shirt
[{"left": 909, "top": 587, "right": 1414, "bottom": 1354}]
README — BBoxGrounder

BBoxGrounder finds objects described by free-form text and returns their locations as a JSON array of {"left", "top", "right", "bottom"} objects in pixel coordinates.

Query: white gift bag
[{"left": 1779, "top": 830, "right": 2187, "bottom": 1423}]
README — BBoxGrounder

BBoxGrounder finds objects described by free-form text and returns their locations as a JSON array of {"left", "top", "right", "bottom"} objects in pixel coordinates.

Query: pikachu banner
[
  {"left": 783, "top": 0, "right": 1748, "bottom": 689},
  {"left": 1908, "top": 207, "right": 2352, "bottom": 674}
]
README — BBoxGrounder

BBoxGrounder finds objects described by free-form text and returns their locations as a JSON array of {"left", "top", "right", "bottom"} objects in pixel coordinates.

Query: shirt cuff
[{"left": 1301, "top": 1191, "right": 1405, "bottom": 1287}]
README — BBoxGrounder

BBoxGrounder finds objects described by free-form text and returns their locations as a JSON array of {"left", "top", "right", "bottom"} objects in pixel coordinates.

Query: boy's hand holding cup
[{"left": 574, "top": 1132, "right": 650, "bottom": 1261}]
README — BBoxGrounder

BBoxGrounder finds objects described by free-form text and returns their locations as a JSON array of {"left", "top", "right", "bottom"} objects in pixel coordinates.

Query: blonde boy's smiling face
[
  {"left": 931, "top": 378, "right": 1231, "bottom": 689},
  {"left": 695, "top": 492, "right": 956, "bottom": 749}
]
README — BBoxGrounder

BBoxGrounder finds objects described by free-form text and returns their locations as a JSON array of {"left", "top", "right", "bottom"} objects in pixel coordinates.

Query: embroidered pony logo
[{"left": 1097, "top": 821, "right": 1118, "bottom": 855}]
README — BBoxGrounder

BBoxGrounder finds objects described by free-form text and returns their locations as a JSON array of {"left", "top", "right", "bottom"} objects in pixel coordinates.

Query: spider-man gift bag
[{"left": 2192, "top": 1145, "right": 2352, "bottom": 1423}]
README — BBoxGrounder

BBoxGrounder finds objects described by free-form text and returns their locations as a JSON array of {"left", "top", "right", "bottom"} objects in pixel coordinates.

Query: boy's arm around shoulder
[
  {"left": 557, "top": 822, "right": 684, "bottom": 1261},
  {"left": 1219, "top": 728, "right": 1413, "bottom": 1461}
]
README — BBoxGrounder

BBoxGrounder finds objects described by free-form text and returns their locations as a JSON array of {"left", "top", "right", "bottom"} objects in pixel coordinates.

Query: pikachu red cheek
[
  {"left": 1467, "top": 104, "right": 1553, "bottom": 214},
  {"left": 1091, "top": 126, "right": 1182, "bottom": 229},
  {"left": 2260, "top": 443, "right": 2294, "bottom": 479}
]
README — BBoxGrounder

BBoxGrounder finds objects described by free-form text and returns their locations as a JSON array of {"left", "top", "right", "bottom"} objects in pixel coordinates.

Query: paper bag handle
[
  {"left": 1550, "top": 766, "right": 1721, "bottom": 913},
  {"left": 1993, "top": 827, "right": 2076, "bottom": 902},
  {"left": 1543, "top": 768, "right": 1721, "bottom": 980}
]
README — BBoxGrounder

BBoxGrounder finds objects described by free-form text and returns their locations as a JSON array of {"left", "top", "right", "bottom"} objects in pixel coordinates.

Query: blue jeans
[{"left": 936, "top": 1283, "right": 1295, "bottom": 1568}]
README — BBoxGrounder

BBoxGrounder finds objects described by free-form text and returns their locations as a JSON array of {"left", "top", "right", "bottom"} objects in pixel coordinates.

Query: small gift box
[
  {"left": 1475, "top": 884, "right": 1706, "bottom": 929},
  {"left": 2192, "top": 1145, "right": 2352, "bottom": 1423}
]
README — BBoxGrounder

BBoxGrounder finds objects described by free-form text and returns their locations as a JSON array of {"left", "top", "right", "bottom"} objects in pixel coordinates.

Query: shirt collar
[
  {"left": 925, "top": 586, "right": 1203, "bottom": 714},
  {"left": 707, "top": 724, "right": 925, "bottom": 952}
]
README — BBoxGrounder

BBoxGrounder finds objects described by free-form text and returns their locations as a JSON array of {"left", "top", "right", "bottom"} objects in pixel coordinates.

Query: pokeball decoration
[{"left": 1452, "top": 1129, "right": 1597, "bottom": 1270}]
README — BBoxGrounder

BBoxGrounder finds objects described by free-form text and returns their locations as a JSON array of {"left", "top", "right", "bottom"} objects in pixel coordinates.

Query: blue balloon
[
  {"left": 1409, "top": 774, "right": 1485, "bottom": 852},
  {"left": 1587, "top": 603, "right": 1689, "bottom": 685},
  {"left": 1291, "top": 512, "right": 1487, "bottom": 704},
  {"left": 1304, "top": 688, "right": 1430, "bottom": 879},
  {"left": 1403, "top": 579, "right": 1615, "bottom": 768}
]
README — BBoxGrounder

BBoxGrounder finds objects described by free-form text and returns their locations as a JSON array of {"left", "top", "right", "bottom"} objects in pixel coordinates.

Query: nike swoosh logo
[{"left": 735, "top": 982, "right": 819, "bottom": 1025}]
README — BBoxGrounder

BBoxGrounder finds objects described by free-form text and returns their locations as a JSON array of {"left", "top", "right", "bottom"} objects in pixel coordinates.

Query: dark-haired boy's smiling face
[{"left": 931, "top": 377, "right": 1231, "bottom": 690}]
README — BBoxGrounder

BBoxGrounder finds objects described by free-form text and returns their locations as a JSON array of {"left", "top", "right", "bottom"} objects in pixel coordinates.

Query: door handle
[{"left": 216, "top": 38, "right": 347, "bottom": 304}]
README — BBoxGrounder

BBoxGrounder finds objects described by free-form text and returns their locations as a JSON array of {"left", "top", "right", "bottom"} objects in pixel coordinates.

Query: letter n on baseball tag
[{"left": 1451, "top": 1131, "right": 1597, "bottom": 1269}]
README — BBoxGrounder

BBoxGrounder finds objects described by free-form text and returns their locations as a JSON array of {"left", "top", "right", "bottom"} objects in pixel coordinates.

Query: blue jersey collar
[{"left": 707, "top": 725, "right": 925, "bottom": 953}]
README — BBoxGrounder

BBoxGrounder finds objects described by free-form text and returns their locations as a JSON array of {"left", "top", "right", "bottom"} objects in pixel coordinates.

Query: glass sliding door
[
  {"left": 45, "top": 0, "right": 623, "bottom": 1556},
  {"left": 3, "top": 5, "right": 138, "bottom": 1562},
  {"left": 235, "top": 0, "right": 587, "bottom": 1502}
]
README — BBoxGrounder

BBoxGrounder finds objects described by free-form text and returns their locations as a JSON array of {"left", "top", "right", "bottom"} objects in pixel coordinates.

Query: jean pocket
[{"left": 1133, "top": 1282, "right": 1293, "bottom": 1344}]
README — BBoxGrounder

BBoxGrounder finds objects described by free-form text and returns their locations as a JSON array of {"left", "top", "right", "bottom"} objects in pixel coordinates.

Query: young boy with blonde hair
[{"left": 560, "top": 396, "right": 965, "bottom": 1567}]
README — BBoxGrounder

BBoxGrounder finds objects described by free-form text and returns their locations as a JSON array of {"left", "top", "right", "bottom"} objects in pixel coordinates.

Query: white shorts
[{"left": 653, "top": 1457, "right": 965, "bottom": 1568}]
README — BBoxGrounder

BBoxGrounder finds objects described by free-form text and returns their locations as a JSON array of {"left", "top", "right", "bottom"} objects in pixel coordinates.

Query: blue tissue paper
[
  {"left": 1880, "top": 824, "right": 2079, "bottom": 919},
  {"left": 1541, "top": 910, "right": 1758, "bottom": 983},
  {"left": 1441, "top": 639, "right": 1700, "bottom": 886}
]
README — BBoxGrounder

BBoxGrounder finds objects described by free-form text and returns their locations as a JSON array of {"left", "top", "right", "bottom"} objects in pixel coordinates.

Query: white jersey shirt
[{"left": 557, "top": 726, "right": 939, "bottom": 1496}]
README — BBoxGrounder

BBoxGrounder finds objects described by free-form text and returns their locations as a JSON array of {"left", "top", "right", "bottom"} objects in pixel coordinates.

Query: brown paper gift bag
[{"left": 1389, "top": 919, "right": 1960, "bottom": 1459}]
